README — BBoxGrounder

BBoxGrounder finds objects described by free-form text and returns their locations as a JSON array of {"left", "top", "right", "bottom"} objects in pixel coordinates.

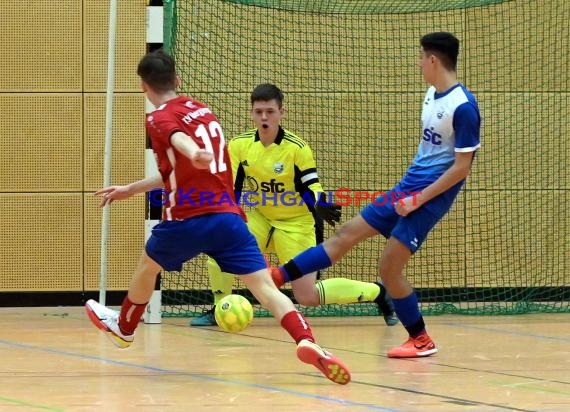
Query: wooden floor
[{"left": 0, "top": 307, "right": 568, "bottom": 412}]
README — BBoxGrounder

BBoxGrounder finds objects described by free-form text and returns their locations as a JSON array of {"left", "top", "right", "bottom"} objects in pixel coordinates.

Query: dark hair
[
  {"left": 420, "top": 32, "right": 459, "bottom": 71},
  {"left": 137, "top": 49, "right": 177, "bottom": 92},
  {"left": 250, "top": 83, "right": 284, "bottom": 107}
]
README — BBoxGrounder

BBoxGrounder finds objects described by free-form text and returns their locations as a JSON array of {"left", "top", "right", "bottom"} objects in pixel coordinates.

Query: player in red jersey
[{"left": 85, "top": 50, "right": 351, "bottom": 385}]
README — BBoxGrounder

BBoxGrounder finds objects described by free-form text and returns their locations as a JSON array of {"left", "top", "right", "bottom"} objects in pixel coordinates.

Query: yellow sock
[
  {"left": 316, "top": 278, "right": 381, "bottom": 305},
  {"left": 207, "top": 257, "right": 234, "bottom": 305}
]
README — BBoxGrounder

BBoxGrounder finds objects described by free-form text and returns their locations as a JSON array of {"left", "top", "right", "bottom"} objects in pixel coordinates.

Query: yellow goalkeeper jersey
[{"left": 229, "top": 126, "right": 324, "bottom": 222}]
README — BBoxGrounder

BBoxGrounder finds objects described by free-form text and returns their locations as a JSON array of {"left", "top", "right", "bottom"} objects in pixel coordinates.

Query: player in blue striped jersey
[{"left": 274, "top": 32, "right": 481, "bottom": 358}]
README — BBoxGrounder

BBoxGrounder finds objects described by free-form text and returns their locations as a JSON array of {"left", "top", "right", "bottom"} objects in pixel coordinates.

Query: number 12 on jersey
[{"left": 194, "top": 121, "right": 227, "bottom": 174}]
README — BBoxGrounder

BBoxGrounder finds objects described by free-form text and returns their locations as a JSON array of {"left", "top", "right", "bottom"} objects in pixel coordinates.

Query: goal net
[{"left": 160, "top": 0, "right": 569, "bottom": 317}]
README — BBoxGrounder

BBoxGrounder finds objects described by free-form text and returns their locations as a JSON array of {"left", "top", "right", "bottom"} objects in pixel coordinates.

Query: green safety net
[{"left": 160, "top": 0, "right": 569, "bottom": 317}]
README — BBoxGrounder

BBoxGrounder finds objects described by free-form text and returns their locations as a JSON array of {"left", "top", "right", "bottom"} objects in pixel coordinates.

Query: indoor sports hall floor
[{"left": 0, "top": 307, "right": 568, "bottom": 411}]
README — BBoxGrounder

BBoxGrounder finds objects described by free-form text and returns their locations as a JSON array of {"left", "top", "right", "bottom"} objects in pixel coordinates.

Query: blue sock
[
  {"left": 281, "top": 244, "right": 332, "bottom": 282},
  {"left": 392, "top": 292, "right": 421, "bottom": 327}
]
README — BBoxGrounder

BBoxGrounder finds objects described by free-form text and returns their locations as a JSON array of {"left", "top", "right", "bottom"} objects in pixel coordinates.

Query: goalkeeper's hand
[{"left": 315, "top": 193, "right": 342, "bottom": 226}]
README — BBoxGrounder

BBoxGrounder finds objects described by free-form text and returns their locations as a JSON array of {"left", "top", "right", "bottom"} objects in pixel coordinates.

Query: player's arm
[
  {"left": 297, "top": 144, "right": 342, "bottom": 226},
  {"left": 95, "top": 175, "right": 164, "bottom": 207},
  {"left": 171, "top": 131, "right": 214, "bottom": 168},
  {"left": 413, "top": 151, "right": 475, "bottom": 203}
]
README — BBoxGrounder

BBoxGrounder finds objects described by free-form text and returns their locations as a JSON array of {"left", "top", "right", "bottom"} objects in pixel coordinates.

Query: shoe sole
[
  {"left": 85, "top": 302, "right": 131, "bottom": 349},
  {"left": 297, "top": 344, "right": 351, "bottom": 385},
  {"left": 387, "top": 347, "right": 438, "bottom": 358}
]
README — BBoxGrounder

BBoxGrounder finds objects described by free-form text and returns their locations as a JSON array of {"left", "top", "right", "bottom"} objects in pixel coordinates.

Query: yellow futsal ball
[{"left": 215, "top": 294, "right": 254, "bottom": 333}]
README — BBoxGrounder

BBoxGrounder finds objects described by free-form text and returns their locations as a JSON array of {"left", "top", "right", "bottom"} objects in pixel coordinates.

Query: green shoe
[
  {"left": 374, "top": 282, "right": 399, "bottom": 326},
  {"left": 190, "top": 307, "right": 216, "bottom": 326}
]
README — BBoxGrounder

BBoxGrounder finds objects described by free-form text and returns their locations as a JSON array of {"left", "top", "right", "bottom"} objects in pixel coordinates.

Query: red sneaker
[
  {"left": 296, "top": 339, "right": 351, "bottom": 385},
  {"left": 387, "top": 332, "right": 438, "bottom": 358},
  {"left": 263, "top": 256, "right": 285, "bottom": 288},
  {"left": 269, "top": 266, "right": 285, "bottom": 288}
]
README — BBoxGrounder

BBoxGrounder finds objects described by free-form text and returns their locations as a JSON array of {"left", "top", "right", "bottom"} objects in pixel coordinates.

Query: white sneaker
[{"left": 85, "top": 299, "right": 134, "bottom": 349}]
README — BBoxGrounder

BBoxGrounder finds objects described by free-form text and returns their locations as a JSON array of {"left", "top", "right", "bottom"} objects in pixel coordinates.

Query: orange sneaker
[
  {"left": 387, "top": 332, "right": 438, "bottom": 358},
  {"left": 296, "top": 339, "right": 351, "bottom": 385},
  {"left": 263, "top": 255, "right": 286, "bottom": 288}
]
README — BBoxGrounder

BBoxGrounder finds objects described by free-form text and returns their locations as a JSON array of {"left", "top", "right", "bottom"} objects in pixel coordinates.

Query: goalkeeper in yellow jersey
[{"left": 191, "top": 83, "right": 398, "bottom": 327}]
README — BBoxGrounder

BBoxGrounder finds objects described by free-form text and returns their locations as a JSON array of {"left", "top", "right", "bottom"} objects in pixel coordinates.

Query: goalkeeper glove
[{"left": 315, "top": 193, "right": 341, "bottom": 226}]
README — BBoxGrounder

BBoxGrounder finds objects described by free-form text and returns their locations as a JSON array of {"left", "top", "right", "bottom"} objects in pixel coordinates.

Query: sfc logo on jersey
[{"left": 273, "top": 162, "right": 284, "bottom": 174}]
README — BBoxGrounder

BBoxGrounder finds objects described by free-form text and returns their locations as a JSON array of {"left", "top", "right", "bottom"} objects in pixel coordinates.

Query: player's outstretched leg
[
  {"left": 242, "top": 267, "right": 351, "bottom": 385},
  {"left": 296, "top": 339, "right": 351, "bottom": 385},
  {"left": 85, "top": 299, "right": 134, "bottom": 349}
]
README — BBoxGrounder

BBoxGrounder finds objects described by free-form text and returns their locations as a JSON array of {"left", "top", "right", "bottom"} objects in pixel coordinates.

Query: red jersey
[{"left": 146, "top": 96, "right": 244, "bottom": 221}]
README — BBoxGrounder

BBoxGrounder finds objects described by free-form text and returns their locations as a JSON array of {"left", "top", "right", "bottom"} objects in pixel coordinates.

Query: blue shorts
[
  {"left": 145, "top": 213, "right": 267, "bottom": 273},
  {"left": 360, "top": 185, "right": 455, "bottom": 253}
]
